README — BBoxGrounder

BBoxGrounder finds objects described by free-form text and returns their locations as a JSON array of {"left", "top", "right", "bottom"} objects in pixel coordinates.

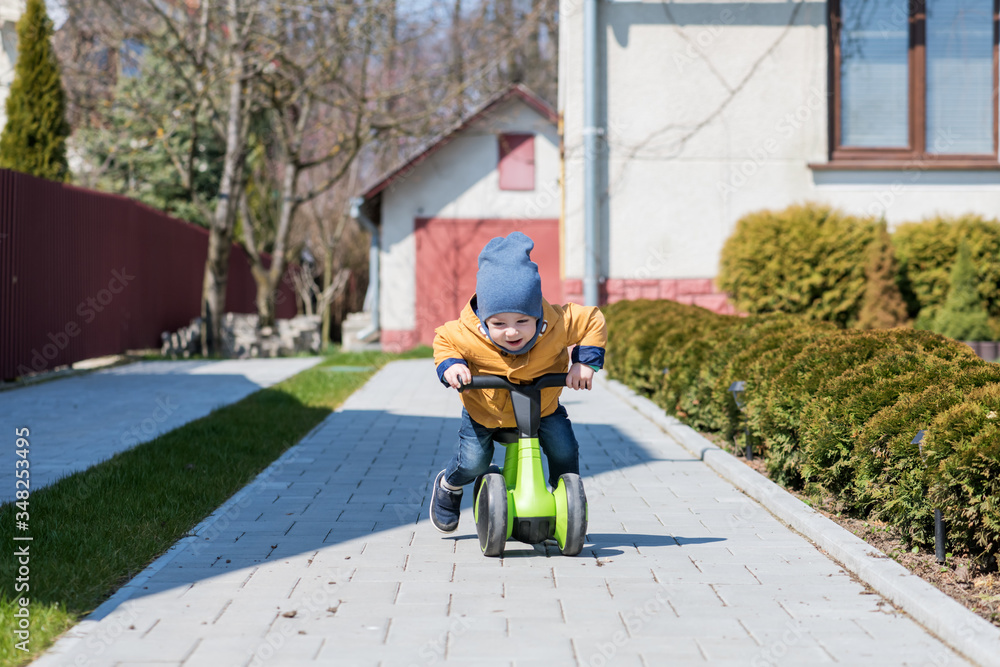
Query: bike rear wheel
[
  {"left": 554, "top": 473, "right": 587, "bottom": 556},
  {"left": 475, "top": 473, "right": 508, "bottom": 557}
]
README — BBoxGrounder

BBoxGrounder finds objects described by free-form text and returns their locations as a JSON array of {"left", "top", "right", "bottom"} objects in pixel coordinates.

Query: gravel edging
[{"left": 600, "top": 376, "right": 1000, "bottom": 667}]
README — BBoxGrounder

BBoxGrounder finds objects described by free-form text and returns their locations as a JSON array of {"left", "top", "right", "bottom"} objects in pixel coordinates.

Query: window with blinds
[
  {"left": 832, "top": 0, "right": 998, "bottom": 163},
  {"left": 926, "top": 0, "right": 994, "bottom": 153},
  {"left": 840, "top": 0, "right": 910, "bottom": 147}
]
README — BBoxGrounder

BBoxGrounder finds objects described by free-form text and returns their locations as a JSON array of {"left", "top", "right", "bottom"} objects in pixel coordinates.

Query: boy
[{"left": 430, "top": 231, "right": 607, "bottom": 533}]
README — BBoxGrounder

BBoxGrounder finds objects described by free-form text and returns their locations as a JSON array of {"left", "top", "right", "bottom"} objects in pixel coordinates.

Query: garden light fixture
[
  {"left": 913, "top": 430, "right": 946, "bottom": 564},
  {"left": 728, "top": 381, "right": 752, "bottom": 461}
]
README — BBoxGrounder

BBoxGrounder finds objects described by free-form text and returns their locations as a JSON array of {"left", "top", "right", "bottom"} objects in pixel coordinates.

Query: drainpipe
[
  {"left": 583, "top": 0, "right": 601, "bottom": 307},
  {"left": 349, "top": 197, "right": 380, "bottom": 342}
]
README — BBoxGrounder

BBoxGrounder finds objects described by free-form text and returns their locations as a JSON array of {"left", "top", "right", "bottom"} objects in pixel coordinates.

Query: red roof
[{"left": 359, "top": 84, "right": 557, "bottom": 201}]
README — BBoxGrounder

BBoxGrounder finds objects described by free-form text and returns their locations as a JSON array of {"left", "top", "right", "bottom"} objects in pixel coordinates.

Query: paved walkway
[
  {"left": 0, "top": 358, "right": 322, "bottom": 503},
  {"left": 35, "top": 359, "right": 970, "bottom": 666}
]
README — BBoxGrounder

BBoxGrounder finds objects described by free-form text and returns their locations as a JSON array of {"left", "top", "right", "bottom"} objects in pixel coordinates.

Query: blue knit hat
[{"left": 476, "top": 231, "right": 543, "bottom": 329}]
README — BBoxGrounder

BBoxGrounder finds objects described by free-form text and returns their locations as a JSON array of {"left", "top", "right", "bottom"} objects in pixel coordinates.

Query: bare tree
[
  {"left": 238, "top": 0, "right": 513, "bottom": 330},
  {"left": 61, "top": 0, "right": 559, "bottom": 350},
  {"left": 238, "top": 1, "right": 386, "bottom": 329},
  {"left": 200, "top": 0, "right": 256, "bottom": 354},
  {"left": 72, "top": 0, "right": 264, "bottom": 354}
]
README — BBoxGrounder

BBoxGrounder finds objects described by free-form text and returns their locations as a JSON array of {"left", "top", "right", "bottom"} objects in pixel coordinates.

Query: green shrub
[
  {"left": 857, "top": 222, "right": 908, "bottom": 329},
  {"left": 762, "top": 328, "right": 969, "bottom": 443},
  {"left": 686, "top": 315, "right": 803, "bottom": 435},
  {"left": 931, "top": 241, "right": 992, "bottom": 340},
  {"left": 0, "top": 0, "right": 70, "bottom": 181},
  {"left": 718, "top": 203, "right": 877, "bottom": 327},
  {"left": 651, "top": 312, "right": 742, "bottom": 428},
  {"left": 602, "top": 300, "right": 1000, "bottom": 560},
  {"left": 799, "top": 343, "right": 977, "bottom": 499},
  {"left": 893, "top": 214, "right": 1000, "bottom": 323},
  {"left": 925, "top": 384, "right": 1000, "bottom": 563},
  {"left": 742, "top": 325, "right": 839, "bottom": 417},
  {"left": 759, "top": 330, "right": 932, "bottom": 486},
  {"left": 603, "top": 299, "right": 684, "bottom": 392},
  {"left": 740, "top": 325, "right": 840, "bottom": 483},
  {"left": 853, "top": 363, "right": 1000, "bottom": 545}
]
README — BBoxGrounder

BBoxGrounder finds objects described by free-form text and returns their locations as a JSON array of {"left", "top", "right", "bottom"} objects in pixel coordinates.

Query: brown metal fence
[{"left": 0, "top": 169, "right": 296, "bottom": 381}]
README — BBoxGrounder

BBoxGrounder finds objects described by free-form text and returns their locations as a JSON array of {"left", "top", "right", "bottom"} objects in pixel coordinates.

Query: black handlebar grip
[
  {"left": 459, "top": 375, "right": 514, "bottom": 391},
  {"left": 458, "top": 373, "right": 569, "bottom": 392},
  {"left": 532, "top": 373, "right": 570, "bottom": 390}
]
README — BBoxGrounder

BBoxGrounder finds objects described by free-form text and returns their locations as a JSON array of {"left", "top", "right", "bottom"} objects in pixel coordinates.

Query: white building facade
[
  {"left": 559, "top": 0, "right": 1000, "bottom": 312},
  {"left": 0, "top": 0, "right": 24, "bottom": 131},
  {"left": 357, "top": 87, "right": 562, "bottom": 351}
]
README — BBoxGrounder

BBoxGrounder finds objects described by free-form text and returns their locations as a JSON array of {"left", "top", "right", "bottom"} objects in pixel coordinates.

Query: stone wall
[{"left": 161, "top": 314, "right": 322, "bottom": 359}]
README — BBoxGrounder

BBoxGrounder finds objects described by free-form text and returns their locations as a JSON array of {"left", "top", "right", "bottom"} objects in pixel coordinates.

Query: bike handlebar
[{"left": 458, "top": 373, "right": 568, "bottom": 393}]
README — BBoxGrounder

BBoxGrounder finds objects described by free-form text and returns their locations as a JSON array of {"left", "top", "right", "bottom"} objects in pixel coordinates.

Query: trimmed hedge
[
  {"left": 681, "top": 314, "right": 801, "bottom": 434},
  {"left": 603, "top": 299, "right": 1000, "bottom": 566},
  {"left": 757, "top": 330, "right": 934, "bottom": 486},
  {"left": 719, "top": 204, "right": 1000, "bottom": 339},
  {"left": 931, "top": 241, "right": 992, "bottom": 340},
  {"left": 798, "top": 351, "right": 975, "bottom": 498},
  {"left": 717, "top": 203, "right": 878, "bottom": 327},
  {"left": 926, "top": 384, "right": 1000, "bottom": 559},
  {"left": 892, "top": 214, "right": 1000, "bottom": 322},
  {"left": 855, "top": 364, "right": 1000, "bottom": 548}
]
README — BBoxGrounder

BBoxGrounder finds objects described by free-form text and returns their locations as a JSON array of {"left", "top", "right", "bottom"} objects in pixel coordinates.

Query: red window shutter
[{"left": 498, "top": 133, "right": 535, "bottom": 191}]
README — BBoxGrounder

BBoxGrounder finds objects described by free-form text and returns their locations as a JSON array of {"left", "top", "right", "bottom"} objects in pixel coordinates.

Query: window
[
  {"left": 830, "top": 0, "right": 998, "bottom": 166},
  {"left": 498, "top": 133, "right": 535, "bottom": 190},
  {"left": 1, "top": 22, "right": 17, "bottom": 68},
  {"left": 119, "top": 39, "right": 146, "bottom": 79}
]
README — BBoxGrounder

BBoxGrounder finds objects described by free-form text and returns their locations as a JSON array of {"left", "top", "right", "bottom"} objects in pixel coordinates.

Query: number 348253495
[{"left": 15, "top": 427, "right": 29, "bottom": 501}]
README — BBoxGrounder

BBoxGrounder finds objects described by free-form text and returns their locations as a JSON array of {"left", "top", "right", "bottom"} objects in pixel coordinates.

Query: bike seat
[{"left": 492, "top": 428, "right": 519, "bottom": 445}]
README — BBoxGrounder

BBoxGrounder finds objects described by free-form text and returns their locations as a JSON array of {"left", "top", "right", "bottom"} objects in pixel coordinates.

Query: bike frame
[{"left": 462, "top": 373, "right": 570, "bottom": 544}]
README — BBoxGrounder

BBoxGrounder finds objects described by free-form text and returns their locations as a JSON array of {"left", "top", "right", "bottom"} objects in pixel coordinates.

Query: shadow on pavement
[{"left": 40, "top": 398, "right": 730, "bottom": 631}]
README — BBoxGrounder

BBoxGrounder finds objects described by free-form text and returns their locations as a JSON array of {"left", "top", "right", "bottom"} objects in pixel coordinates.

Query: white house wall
[
  {"left": 0, "top": 0, "right": 24, "bottom": 132},
  {"left": 379, "top": 100, "right": 560, "bottom": 332},
  {"left": 560, "top": 0, "right": 1000, "bottom": 294}
]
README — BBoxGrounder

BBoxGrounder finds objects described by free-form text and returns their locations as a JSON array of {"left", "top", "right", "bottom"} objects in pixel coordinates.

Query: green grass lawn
[{"left": 0, "top": 347, "right": 431, "bottom": 666}]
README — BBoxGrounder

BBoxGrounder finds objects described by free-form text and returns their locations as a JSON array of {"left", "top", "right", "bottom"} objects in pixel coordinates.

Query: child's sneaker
[{"left": 430, "top": 470, "right": 463, "bottom": 533}]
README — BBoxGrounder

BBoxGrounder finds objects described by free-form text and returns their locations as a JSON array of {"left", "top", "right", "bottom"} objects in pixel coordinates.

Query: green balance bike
[{"left": 459, "top": 373, "right": 588, "bottom": 557}]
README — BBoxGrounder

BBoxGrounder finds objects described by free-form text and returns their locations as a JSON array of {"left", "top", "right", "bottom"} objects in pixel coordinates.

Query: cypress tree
[
  {"left": 932, "top": 240, "right": 991, "bottom": 341},
  {"left": 0, "top": 0, "right": 70, "bottom": 181},
  {"left": 856, "top": 222, "right": 908, "bottom": 329}
]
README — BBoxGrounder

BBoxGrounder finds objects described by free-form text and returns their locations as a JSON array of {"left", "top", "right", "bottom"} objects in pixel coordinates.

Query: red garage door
[{"left": 414, "top": 218, "right": 561, "bottom": 346}]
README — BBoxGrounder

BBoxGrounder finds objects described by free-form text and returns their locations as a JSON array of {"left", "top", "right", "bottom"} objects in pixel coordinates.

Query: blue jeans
[{"left": 443, "top": 404, "right": 580, "bottom": 489}]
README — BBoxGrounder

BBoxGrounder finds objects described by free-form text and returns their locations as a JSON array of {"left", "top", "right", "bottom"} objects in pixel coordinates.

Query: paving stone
[
  {"left": 574, "top": 631, "right": 659, "bottom": 666},
  {"left": 28, "top": 359, "right": 975, "bottom": 667},
  {"left": 0, "top": 358, "right": 322, "bottom": 502}
]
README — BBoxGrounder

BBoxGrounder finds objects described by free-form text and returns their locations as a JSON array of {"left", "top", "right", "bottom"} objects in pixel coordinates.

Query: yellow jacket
[{"left": 433, "top": 298, "right": 607, "bottom": 428}]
